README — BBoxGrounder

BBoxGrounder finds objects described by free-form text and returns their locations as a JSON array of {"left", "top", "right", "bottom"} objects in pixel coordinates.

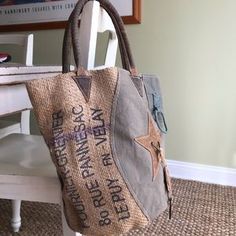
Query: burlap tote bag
[{"left": 26, "top": 0, "right": 172, "bottom": 235}]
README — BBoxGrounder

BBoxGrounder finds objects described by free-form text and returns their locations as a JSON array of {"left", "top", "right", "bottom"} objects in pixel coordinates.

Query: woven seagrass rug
[{"left": 0, "top": 178, "right": 235, "bottom": 236}]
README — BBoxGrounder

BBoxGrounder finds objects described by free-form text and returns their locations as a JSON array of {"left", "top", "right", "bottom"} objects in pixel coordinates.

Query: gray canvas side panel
[
  {"left": 143, "top": 74, "right": 168, "bottom": 134},
  {"left": 111, "top": 69, "right": 168, "bottom": 220}
]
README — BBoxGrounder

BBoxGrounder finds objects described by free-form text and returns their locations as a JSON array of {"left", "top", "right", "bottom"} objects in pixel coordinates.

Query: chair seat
[{"left": 0, "top": 133, "right": 57, "bottom": 177}]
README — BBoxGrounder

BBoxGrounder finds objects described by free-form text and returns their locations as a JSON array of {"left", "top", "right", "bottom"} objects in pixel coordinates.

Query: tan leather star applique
[{"left": 135, "top": 115, "right": 162, "bottom": 181}]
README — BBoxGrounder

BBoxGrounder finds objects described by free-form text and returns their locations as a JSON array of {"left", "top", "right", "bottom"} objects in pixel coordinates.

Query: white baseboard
[{"left": 167, "top": 160, "right": 236, "bottom": 187}]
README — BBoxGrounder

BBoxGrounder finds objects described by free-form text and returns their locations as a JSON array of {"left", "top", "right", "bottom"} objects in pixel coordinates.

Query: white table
[
  {"left": 0, "top": 64, "right": 62, "bottom": 85},
  {"left": 0, "top": 64, "right": 63, "bottom": 117}
]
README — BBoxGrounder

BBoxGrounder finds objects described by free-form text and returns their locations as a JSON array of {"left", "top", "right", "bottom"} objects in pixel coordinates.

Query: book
[{"left": 0, "top": 53, "right": 11, "bottom": 63}]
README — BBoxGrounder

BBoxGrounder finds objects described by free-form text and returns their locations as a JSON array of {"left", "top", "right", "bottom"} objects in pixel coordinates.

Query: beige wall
[
  {"left": 2, "top": 0, "right": 236, "bottom": 168},
  {"left": 132, "top": 0, "right": 236, "bottom": 169}
]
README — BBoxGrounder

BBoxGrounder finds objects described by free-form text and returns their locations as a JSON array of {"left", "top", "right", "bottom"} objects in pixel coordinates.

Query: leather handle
[{"left": 62, "top": 0, "right": 136, "bottom": 75}]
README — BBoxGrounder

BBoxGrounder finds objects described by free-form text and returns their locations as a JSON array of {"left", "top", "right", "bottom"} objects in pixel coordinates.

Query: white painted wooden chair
[
  {"left": 0, "top": 34, "right": 33, "bottom": 139},
  {"left": 0, "top": 1, "right": 117, "bottom": 235}
]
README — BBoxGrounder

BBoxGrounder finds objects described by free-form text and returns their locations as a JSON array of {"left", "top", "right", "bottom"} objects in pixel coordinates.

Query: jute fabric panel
[{"left": 26, "top": 67, "right": 148, "bottom": 235}]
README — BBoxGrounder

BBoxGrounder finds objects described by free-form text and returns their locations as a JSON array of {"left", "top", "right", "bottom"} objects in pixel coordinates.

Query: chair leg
[
  {"left": 61, "top": 206, "right": 82, "bottom": 236},
  {"left": 20, "top": 110, "right": 30, "bottom": 134},
  {"left": 11, "top": 200, "right": 21, "bottom": 232}
]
